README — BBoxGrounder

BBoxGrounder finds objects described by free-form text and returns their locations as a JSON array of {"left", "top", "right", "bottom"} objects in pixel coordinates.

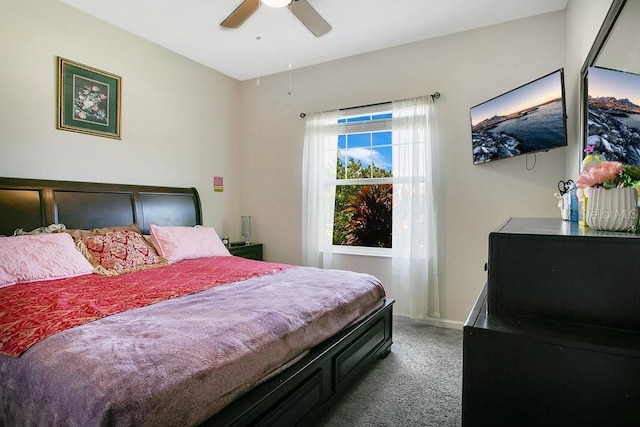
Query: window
[
  {"left": 330, "top": 107, "right": 393, "bottom": 250},
  {"left": 302, "top": 96, "right": 439, "bottom": 319}
]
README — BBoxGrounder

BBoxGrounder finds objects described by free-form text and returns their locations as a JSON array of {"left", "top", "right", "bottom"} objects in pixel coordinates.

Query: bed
[{"left": 0, "top": 177, "right": 394, "bottom": 426}]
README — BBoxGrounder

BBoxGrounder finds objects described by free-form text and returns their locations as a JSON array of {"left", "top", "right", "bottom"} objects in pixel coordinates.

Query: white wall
[
  {"left": 564, "top": 0, "right": 614, "bottom": 179},
  {"left": 239, "top": 11, "right": 569, "bottom": 325},
  {"left": 0, "top": 0, "right": 242, "bottom": 234}
]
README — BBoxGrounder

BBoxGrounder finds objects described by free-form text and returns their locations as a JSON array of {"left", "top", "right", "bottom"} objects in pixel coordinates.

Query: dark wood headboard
[{"left": 0, "top": 177, "right": 202, "bottom": 236}]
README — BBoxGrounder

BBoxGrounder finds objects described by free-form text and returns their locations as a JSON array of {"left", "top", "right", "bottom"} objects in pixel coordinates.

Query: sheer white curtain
[
  {"left": 391, "top": 96, "right": 440, "bottom": 319},
  {"left": 301, "top": 110, "right": 339, "bottom": 268}
]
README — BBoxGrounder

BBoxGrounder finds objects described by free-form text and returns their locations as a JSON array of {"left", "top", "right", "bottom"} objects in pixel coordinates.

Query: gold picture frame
[{"left": 56, "top": 57, "right": 121, "bottom": 139}]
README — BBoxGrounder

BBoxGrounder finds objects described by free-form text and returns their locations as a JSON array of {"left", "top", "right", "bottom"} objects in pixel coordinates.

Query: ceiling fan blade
[
  {"left": 221, "top": 0, "right": 260, "bottom": 28},
  {"left": 290, "top": 0, "right": 332, "bottom": 37}
]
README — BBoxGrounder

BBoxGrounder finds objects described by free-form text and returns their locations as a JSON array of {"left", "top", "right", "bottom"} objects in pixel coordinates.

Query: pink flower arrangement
[
  {"left": 576, "top": 160, "right": 640, "bottom": 189},
  {"left": 576, "top": 161, "right": 623, "bottom": 188}
]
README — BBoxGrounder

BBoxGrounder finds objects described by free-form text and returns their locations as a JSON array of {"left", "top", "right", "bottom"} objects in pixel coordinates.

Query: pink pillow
[
  {"left": 0, "top": 268, "right": 15, "bottom": 288},
  {"left": 0, "top": 233, "right": 94, "bottom": 287},
  {"left": 77, "top": 230, "right": 167, "bottom": 276},
  {"left": 150, "top": 225, "right": 231, "bottom": 263}
]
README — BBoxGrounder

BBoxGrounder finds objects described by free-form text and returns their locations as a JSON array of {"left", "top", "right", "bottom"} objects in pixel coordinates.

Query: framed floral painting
[{"left": 57, "top": 57, "right": 121, "bottom": 139}]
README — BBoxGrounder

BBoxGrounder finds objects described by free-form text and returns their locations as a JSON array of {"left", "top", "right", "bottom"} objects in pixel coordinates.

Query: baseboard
[{"left": 393, "top": 314, "right": 464, "bottom": 330}]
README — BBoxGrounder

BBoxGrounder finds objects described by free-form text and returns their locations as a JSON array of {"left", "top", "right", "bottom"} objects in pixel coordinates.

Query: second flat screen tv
[
  {"left": 586, "top": 66, "right": 640, "bottom": 166},
  {"left": 470, "top": 69, "right": 567, "bottom": 165}
]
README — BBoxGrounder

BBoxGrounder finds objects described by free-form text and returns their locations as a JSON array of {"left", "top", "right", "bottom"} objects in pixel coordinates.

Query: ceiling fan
[{"left": 221, "top": 0, "right": 332, "bottom": 37}]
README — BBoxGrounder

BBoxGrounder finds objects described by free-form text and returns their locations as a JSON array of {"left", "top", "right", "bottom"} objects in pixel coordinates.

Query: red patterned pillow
[
  {"left": 77, "top": 230, "right": 167, "bottom": 276},
  {"left": 64, "top": 224, "right": 141, "bottom": 241}
]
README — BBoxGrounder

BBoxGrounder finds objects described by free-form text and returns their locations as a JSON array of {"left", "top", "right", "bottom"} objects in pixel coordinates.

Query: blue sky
[
  {"left": 588, "top": 67, "right": 640, "bottom": 105},
  {"left": 470, "top": 70, "right": 563, "bottom": 126},
  {"left": 338, "top": 130, "right": 392, "bottom": 173}
]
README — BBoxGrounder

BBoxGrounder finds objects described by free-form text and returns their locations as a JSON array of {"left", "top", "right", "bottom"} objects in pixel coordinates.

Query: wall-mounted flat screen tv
[
  {"left": 470, "top": 69, "right": 567, "bottom": 165},
  {"left": 586, "top": 66, "right": 640, "bottom": 166}
]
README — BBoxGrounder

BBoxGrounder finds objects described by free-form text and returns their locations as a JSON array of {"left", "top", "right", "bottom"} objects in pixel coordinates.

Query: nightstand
[{"left": 228, "top": 242, "right": 263, "bottom": 261}]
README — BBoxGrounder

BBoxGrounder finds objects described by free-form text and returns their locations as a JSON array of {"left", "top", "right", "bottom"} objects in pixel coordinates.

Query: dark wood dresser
[{"left": 462, "top": 217, "right": 640, "bottom": 426}]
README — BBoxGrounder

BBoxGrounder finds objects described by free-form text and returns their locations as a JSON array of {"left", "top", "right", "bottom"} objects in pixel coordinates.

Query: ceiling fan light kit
[
  {"left": 221, "top": 0, "right": 331, "bottom": 38},
  {"left": 262, "top": 0, "right": 291, "bottom": 8}
]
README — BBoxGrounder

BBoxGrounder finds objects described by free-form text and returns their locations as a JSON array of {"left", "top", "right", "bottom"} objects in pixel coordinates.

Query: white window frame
[{"left": 329, "top": 104, "right": 393, "bottom": 257}]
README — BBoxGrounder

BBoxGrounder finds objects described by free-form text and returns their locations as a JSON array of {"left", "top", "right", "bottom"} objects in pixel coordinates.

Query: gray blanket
[{"left": 0, "top": 266, "right": 385, "bottom": 426}]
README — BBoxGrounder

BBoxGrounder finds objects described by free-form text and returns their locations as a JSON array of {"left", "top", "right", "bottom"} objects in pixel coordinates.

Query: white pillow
[
  {"left": 149, "top": 225, "right": 231, "bottom": 263},
  {"left": 0, "top": 233, "right": 94, "bottom": 287}
]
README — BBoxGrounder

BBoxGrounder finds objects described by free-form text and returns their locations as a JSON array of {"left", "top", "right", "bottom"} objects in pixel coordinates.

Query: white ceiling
[{"left": 59, "top": 0, "right": 569, "bottom": 81}]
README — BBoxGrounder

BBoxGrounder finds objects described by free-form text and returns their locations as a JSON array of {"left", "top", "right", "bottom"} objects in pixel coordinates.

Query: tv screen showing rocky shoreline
[
  {"left": 586, "top": 67, "right": 640, "bottom": 166},
  {"left": 470, "top": 69, "right": 567, "bottom": 165}
]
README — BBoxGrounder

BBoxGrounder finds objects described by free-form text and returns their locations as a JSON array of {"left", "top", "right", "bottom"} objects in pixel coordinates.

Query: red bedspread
[{"left": 0, "top": 257, "right": 290, "bottom": 357}]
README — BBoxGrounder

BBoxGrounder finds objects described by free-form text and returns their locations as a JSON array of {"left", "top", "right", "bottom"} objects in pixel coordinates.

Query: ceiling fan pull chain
[
  {"left": 256, "top": 1, "right": 264, "bottom": 86},
  {"left": 288, "top": 2, "right": 293, "bottom": 95}
]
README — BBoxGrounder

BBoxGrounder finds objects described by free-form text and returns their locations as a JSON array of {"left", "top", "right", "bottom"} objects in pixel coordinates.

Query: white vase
[{"left": 586, "top": 187, "right": 638, "bottom": 231}]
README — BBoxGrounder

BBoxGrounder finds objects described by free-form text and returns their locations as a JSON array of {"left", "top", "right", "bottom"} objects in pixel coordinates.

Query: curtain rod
[{"left": 299, "top": 92, "right": 440, "bottom": 118}]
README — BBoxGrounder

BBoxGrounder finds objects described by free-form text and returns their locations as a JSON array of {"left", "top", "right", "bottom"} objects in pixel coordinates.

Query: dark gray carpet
[{"left": 313, "top": 317, "right": 463, "bottom": 427}]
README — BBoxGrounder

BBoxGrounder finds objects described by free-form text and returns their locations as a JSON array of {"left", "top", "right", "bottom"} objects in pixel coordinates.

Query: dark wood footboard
[{"left": 204, "top": 298, "right": 394, "bottom": 427}]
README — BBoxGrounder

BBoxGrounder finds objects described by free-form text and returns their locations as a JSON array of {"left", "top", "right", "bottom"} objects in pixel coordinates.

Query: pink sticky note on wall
[{"left": 214, "top": 176, "right": 223, "bottom": 192}]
